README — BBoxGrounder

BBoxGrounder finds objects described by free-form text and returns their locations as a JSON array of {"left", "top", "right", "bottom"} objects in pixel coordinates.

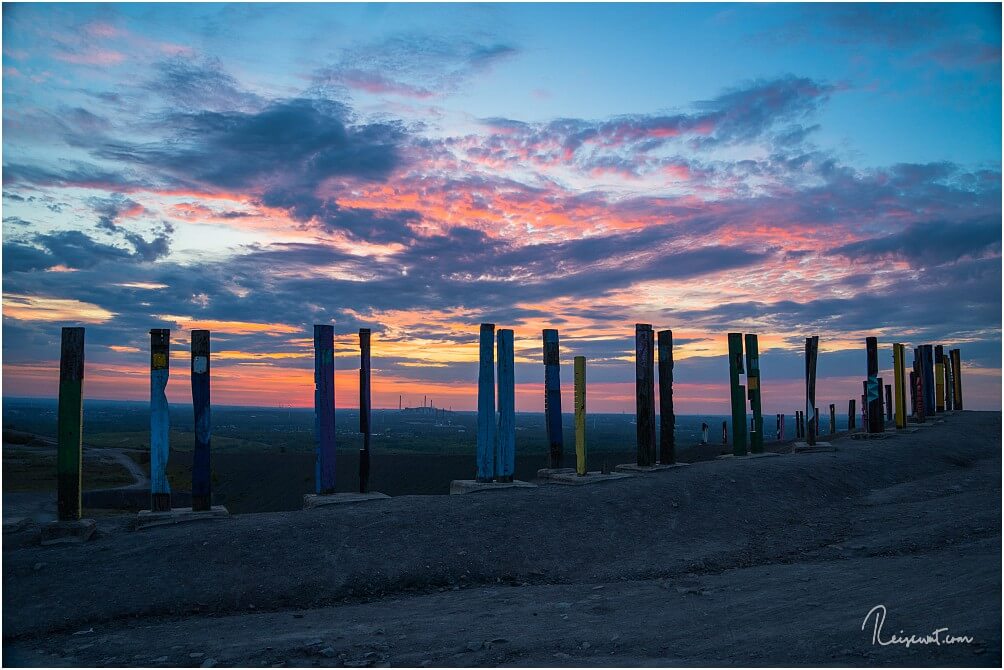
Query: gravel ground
[{"left": 3, "top": 411, "right": 1000, "bottom": 667}]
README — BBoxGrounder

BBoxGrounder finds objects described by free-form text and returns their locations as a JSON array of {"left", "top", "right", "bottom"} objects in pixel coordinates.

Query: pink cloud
[{"left": 54, "top": 48, "right": 126, "bottom": 66}]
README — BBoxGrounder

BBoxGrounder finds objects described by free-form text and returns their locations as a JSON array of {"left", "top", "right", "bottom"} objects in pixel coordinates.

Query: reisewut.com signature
[{"left": 862, "top": 605, "right": 975, "bottom": 648}]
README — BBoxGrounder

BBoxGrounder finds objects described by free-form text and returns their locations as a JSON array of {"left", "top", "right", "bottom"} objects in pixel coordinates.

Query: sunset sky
[{"left": 3, "top": 3, "right": 1001, "bottom": 414}]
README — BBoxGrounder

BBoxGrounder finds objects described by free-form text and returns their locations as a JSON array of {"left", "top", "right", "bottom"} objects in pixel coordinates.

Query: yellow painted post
[
  {"left": 893, "top": 343, "right": 907, "bottom": 429},
  {"left": 574, "top": 356, "right": 586, "bottom": 476}
]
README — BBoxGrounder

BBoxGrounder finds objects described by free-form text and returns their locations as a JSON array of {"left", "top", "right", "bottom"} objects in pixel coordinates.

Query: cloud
[
  {"left": 146, "top": 57, "right": 262, "bottom": 112},
  {"left": 314, "top": 34, "right": 517, "bottom": 98},
  {"left": 831, "top": 217, "right": 1002, "bottom": 267}
]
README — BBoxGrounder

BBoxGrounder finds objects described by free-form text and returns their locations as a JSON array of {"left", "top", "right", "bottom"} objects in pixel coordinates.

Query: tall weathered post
[
  {"left": 944, "top": 352, "right": 955, "bottom": 411},
  {"left": 496, "top": 328, "right": 516, "bottom": 482},
  {"left": 884, "top": 384, "right": 893, "bottom": 421},
  {"left": 921, "top": 345, "right": 936, "bottom": 418},
  {"left": 574, "top": 356, "right": 587, "bottom": 476},
  {"left": 657, "top": 329, "right": 676, "bottom": 464},
  {"left": 893, "top": 343, "right": 907, "bottom": 429},
  {"left": 728, "top": 333, "right": 747, "bottom": 456},
  {"left": 934, "top": 346, "right": 946, "bottom": 413},
  {"left": 191, "top": 330, "right": 212, "bottom": 511},
  {"left": 865, "top": 337, "right": 883, "bottom": 434},
  {"left": 150, "top": 329, "right": 171, "bottom": 512},
  {"left": 57, "top": 327, "right": 85, "bottom": 521},
  {"left": 635, "top": 324, "right": 656, "bottom": 466},
  {"left": 476, "top": 323, "right": 496, "bottom": 482},
  {"left": 804, "top": 336, "right": 819, "bottom": 446},
  {"left": 359, "top": 328, "right": 372, "bottom": 494},
  {"left": 744, "top": 333, "right": 763, "bottom": 454},
  {"left": 542, "top": 329, "right": 563, "bottom": 469},
  {"left": 777, "top": 414, "right": 784, "bottom": 441},
  {"left": 829, "top": 404, "right": 836, "bottom": 435},
  {"left": 950, "top": 348, "right": 963, "bottom": 410},
  {"left": 848, "top": 399, "right": 856, "bottom": 431},
  {"left": 312, "top": 325, "right": 336, "bottom": 495}
]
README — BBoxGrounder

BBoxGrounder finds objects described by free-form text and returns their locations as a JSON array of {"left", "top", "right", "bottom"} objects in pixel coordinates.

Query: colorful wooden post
[
  {"left": 496, "top": 328, "right": 515, "bottom": 482},
  {"left": 359, "top": 328, "right": 371, "bottom": 494},
  {"left": 313, "top": 325, "right": 336, "bottom": 496},
  {"left": 635, "top": 324, "right": 656, "bottom": 466},
  {"left": 950, "top": 348, "right": 963, "bottom": 410},
  {"left": 828, "top": 404, "right": 836, "bottom": 435},
  {"left": 721, "top": 420, "right": 727, "bottom": 447},
  {"left": 934, "top": 346, "right": 945, "bottom": 413},
  {"left": 921, "top": 345, "right": 935, "bottom": 418},
  {"left": 865, "top": 337, "right": 883, "bottom": 433},
  {"left": 728, "top": 332, "right": 747, "bottom": 456},
  {"left": 657, "top": 329, "right": 676, "bottom": 464},
  {"left": 191, "top": 330, "right": 212, "bottom": 511},
  {"left": 57, "top": 327, "right": 85, "bottom": 521},
  {"left": 848, "top": 399, "right": 856, "bottom": 430},
  {"left": 893, "top": 343, "right": 907, "bottom": 429},
  {"left": 150, "top": 328, "right": 171, "bottom": 512},
  {"left": 476, "top": 323, "right": 496, "bottom": 482},
  {"left": 884, "top": 384, "right": 893, "bottom": 421},
  {"left": 944, "top": 352, "right": 955, "bottom": 411},
  {"left": 794, "top": 410, "right": 801, "bottom": 438},
  {"left": 574, "top": 356, "right": 586, "bottom": 476},
  {"left": 778, "top": 414, "right": 785, "bottom": 441},
  {"left": 542, "top": 329, "right": 563, "bottom": 469},
  {"left": 804, "top": 336, "right": 818, "bottom": 446},
  {"left": 744, "top": 333, "right": 763, "bottom": 454}
]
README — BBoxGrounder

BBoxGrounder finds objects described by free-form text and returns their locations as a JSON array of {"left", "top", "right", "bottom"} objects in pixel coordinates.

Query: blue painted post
[
  {"left": 313, "top": 325, "right": 336, "bottom": 495},
  {"left": 190, "top": 330, "right": 212, "bottom": 511},
  {"left": 476, "top": 323, "right": 496, "bottom": 482},
  {"left": 150, "top": 329, "right": 171, "bottom": 512},
  {"left": 496, "top": 328, "right": 516, "bottom": 482},
  {"left": 542, "top": 329, "right": 563, "bottom": 469}
]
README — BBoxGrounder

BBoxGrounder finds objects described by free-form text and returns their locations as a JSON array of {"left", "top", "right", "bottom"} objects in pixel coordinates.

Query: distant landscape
[{"left": 2, "top": 397, "right": 848, "bottom": 512}]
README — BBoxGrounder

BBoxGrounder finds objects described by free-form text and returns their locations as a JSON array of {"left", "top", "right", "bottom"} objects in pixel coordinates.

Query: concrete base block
[
  {"left": 40, "top": 519, "right": 96, "bottom": 545},
  {"left": 135, "top": 506, "right": 229, "bottom": 530},
  {"left": 614, "top": 462, "right": 690, "bottom": 473},
  {"left": 449, "top": 479, "right": 537, "bottom": 495},
  {"left": 303, "top": 492, "right": 390, "bottom": 509},
  {"left": 537, "top": 468, "right": 634, "bottom": 485},
  {"left": 793, "top": 441, "right": 837, "bottom": 453},
  {"left": 851, "top": 432, "right": 893, "bottom": 440},
  {"left": 716, "top": 452, "right": 783, "bottom": 460},
  {"left": 4, "top": 517, "right": 32, "bottom": 533}
]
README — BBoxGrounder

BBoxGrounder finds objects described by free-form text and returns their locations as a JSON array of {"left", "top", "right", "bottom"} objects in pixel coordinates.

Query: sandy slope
[{"left": 3, "top": 412, "right": 1000, "bottom": 667}]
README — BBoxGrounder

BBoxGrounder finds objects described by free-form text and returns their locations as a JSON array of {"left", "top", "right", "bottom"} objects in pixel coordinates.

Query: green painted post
[
  {"left": 57, "top": 327, "right": 85, "bottom": 521},
  {"left": 727, "top": 333, "right": 747, "bottom": 456},
  {"left": 744, "top": 333, "right": 763, "bottom": 454}
]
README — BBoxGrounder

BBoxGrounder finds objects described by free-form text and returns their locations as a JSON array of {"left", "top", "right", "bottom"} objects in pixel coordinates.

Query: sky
[{"left": 2, "top": 2, "right": 1001, "bottom": 414}]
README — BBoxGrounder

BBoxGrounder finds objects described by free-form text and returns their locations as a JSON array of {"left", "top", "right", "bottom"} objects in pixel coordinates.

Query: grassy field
[{"left": 3, "top": 444, "right": 135, "bottom": 492}]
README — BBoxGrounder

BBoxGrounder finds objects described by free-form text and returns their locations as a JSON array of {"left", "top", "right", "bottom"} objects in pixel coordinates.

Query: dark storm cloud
[
  {"left": 832, "top": 217, "right": 1002, "bottom": 268},
  {"left": 32, "top": 230, "right": 135, "bottom": 269},
  {"left": 2, "top": 241, "right": 56, "bottom": 273}
]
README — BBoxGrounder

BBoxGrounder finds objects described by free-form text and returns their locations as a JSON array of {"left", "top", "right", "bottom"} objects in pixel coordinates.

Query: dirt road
[{"left": 3, "top": 412, "right": 1000, "bottom": 666}]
